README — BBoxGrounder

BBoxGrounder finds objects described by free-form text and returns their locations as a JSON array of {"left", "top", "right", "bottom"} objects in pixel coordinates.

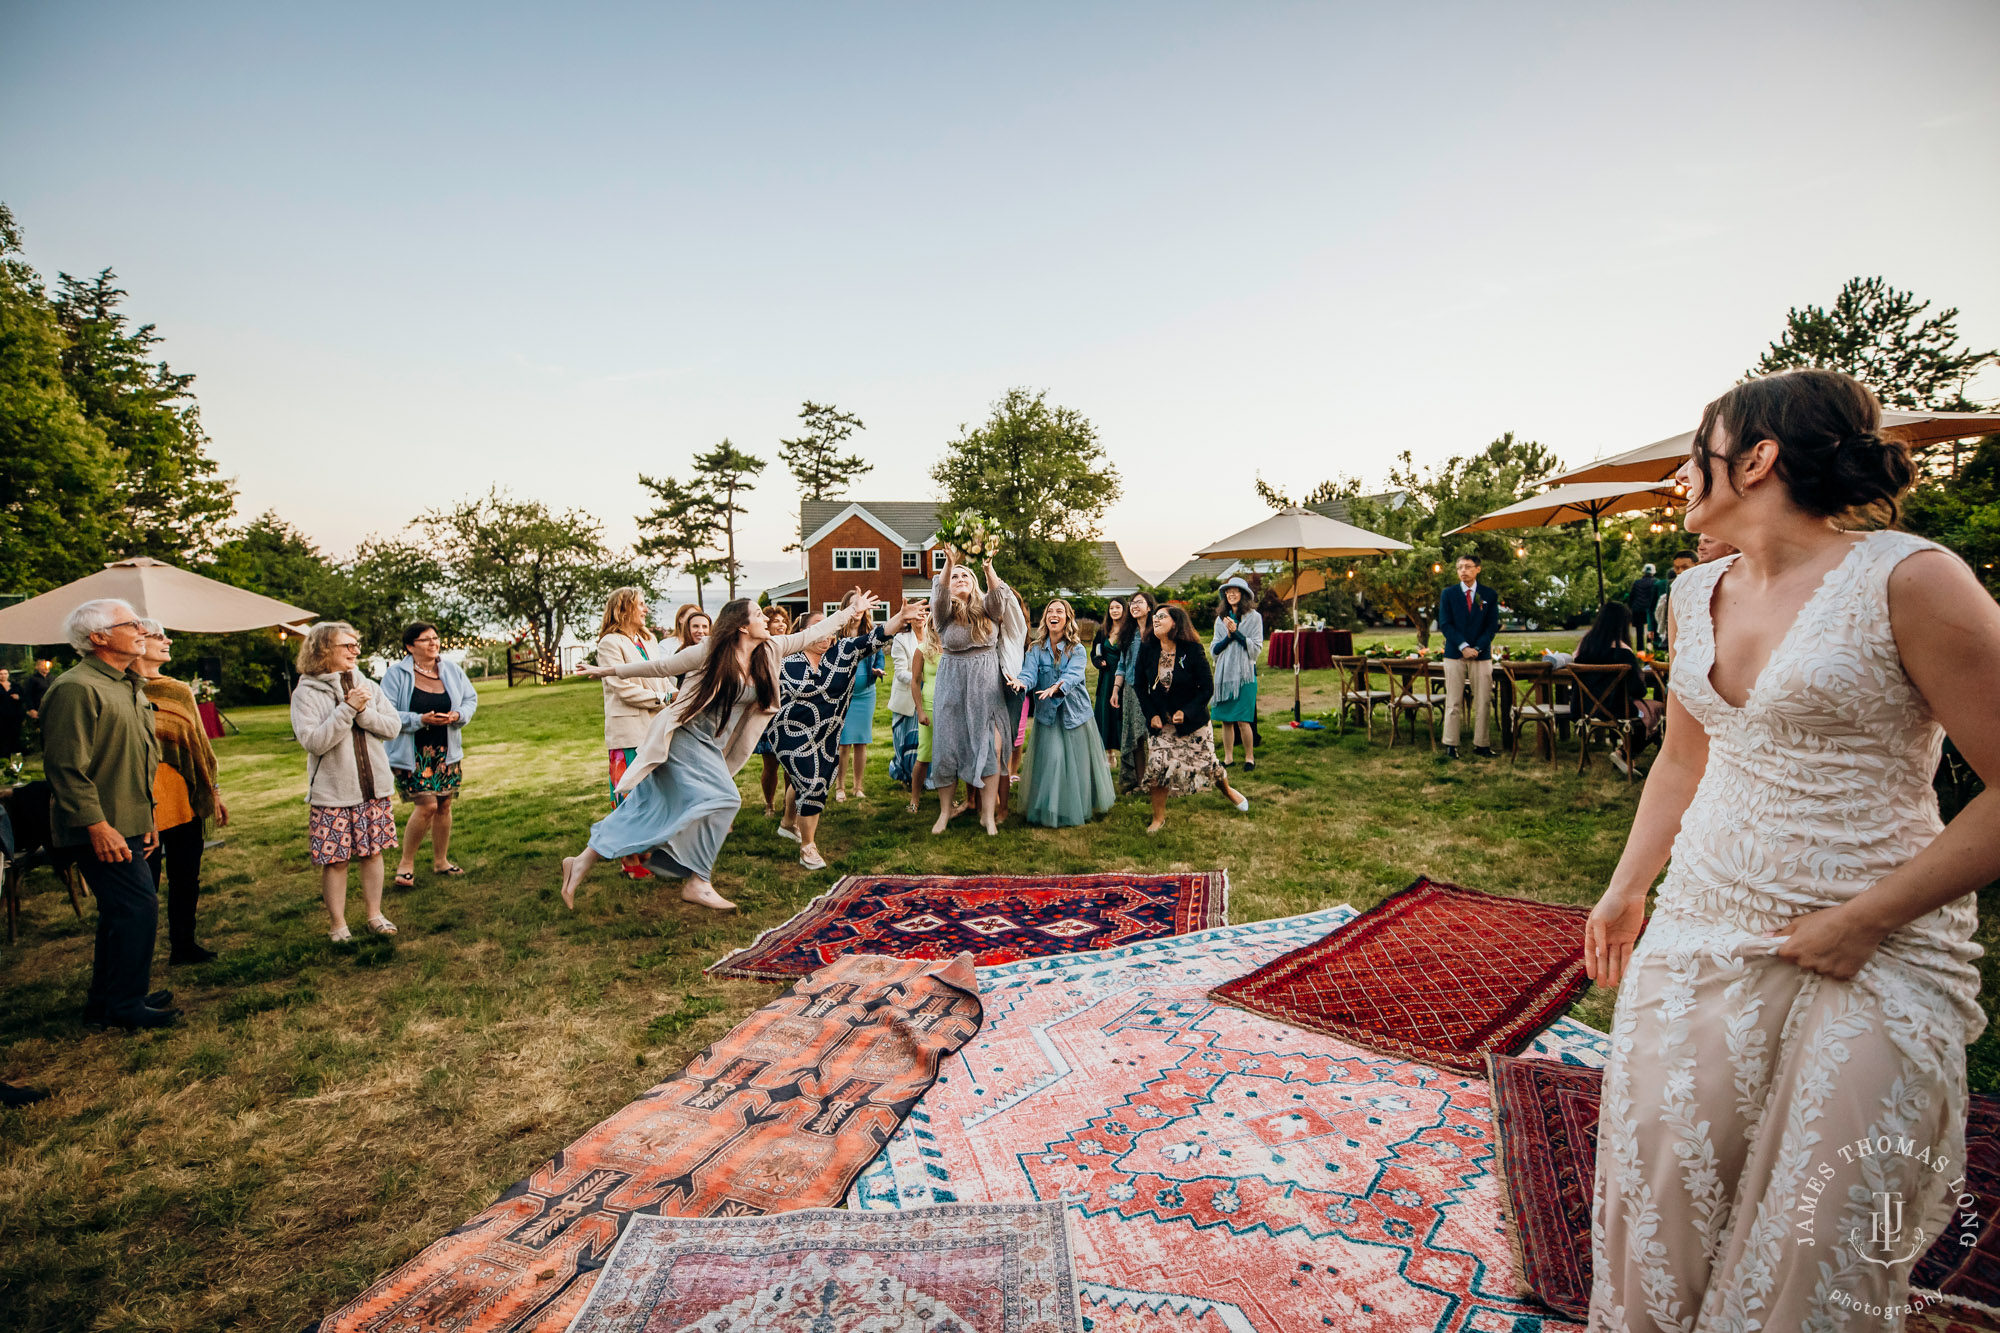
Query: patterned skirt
[
  {"left": 608, "top": 746, "right": 638, "bottom": 807},
  {"left": 393, "top": 744, "right": 462, "bottom": 801},
  {"left": 308, "top": 796, "right": 398, "bottom": 865},
  {"left": 1141, "top": 723, "right": 1225, "bottom": 796}
]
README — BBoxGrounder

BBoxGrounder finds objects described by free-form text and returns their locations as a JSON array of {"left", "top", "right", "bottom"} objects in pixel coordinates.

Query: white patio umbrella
[
  {"left": 1447, "top": 480, "right": 1685, "bottom": 604},
  {"left": 0, "top": 556, "right": 315, "bottom": 645},
  {"left": 1548, "top": 409, "right": 2000, "bottom": 487},
  {"left": 1191, "top": 508, "right": 1411, "bottom": 723}
]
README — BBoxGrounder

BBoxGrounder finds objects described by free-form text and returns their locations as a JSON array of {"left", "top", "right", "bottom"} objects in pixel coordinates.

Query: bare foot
[
  {"left": 854, "top": 789, "right": 867, "bottom": 800},
  {"left": 931, "top": 808, "right": 953, "bottom": 835},
  {"left": 560, "top": 856, "right": 585, "bottom": 909},
  {"left": 682, "top": 879, "right": 736, "bottom": 911},
  {"left": 983, "top": 817, "right": 998, "bottom": 836}
]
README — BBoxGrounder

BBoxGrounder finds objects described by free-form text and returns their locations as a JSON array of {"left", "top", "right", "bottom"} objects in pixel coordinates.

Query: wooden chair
[
  {"left": 1384, "top": 661, "right": 1441, "bottom": 751},
  {"left": 1503, "top": 661, "right": 1569, "bottom": 764},
  {"left": 1567, "top": 663, "right": 1644, "bottom": 781},
  {"left": 1, "top": 782, "right": 89, "bottom": 945},
  {"left": 1331, "top": 656, "right": 1391, "bottom": 739}
]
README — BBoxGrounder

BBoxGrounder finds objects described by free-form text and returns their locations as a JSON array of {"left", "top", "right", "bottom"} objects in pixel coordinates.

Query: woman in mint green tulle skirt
[{"left": 1019, "top": 599, "right": 1116, "bottom": 828}]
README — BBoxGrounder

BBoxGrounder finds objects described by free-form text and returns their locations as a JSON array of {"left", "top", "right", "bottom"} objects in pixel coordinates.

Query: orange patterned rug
[{"left": 310, "top": 953, "right": 983, "bottom": 1333}]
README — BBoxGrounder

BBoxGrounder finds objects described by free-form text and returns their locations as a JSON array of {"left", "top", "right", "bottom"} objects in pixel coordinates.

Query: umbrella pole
[
  {"left": 1592, "top": 511, "right": 1606, "bottom": 605},
  {"left": 1292, "top": 549, "right": 1302, "bottom": 725}
]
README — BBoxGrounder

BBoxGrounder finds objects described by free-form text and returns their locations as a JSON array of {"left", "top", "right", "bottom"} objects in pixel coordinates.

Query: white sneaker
[
  {"left": 1609, "top": 751, "right": 1630, "bottom": 776},
  {"left": 775, "top": 825, "right": 802, "bottom": 844},
  {"left": 800, "top": 845, "right": 827, "bottom": 870}
]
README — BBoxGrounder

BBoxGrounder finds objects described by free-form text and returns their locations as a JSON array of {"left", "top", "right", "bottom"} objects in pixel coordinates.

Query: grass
[{"left": 1, "top": 661, "right": 1994, "bottom": 1331}]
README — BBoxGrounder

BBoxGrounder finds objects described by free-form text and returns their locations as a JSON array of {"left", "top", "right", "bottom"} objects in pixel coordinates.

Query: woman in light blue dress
[
  {"left": 1020, "top": 599, "right": 1116, "bottom": 828},
  {"left": 835, "top": 639, "right": 886, "bottom": 802}
]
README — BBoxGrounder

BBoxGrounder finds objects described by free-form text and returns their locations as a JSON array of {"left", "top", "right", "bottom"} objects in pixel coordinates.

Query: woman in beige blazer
[
  {"left": 596, "top": 587, "right": 674, "bottom": 881},
  {"left": 562, "top": 592, "right": 885, "bottom": 911}
]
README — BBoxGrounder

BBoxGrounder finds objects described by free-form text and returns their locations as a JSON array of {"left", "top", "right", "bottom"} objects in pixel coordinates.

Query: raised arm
[
  {"left": 605, "top": 637, "right": 711, "bottom": 679},
  {"left": 772, "top": 607, "right": 858, "bottom": 659},
  {"left": 598, "top": 636, "right": 670, "bottom": 709}
]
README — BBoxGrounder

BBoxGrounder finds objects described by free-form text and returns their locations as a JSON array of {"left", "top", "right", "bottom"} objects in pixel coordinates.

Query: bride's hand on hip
[
  {"left": 1772, "top": 904, "right": 1888, "bottom": 981},
  {"left": 1583, "top": 886, "right": 1647, "bottom": 988}
]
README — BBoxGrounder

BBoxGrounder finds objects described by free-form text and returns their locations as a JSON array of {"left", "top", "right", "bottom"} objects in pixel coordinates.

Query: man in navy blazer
[{"left": 1436, "top": 553, "right": 1500, "bottom": 758}]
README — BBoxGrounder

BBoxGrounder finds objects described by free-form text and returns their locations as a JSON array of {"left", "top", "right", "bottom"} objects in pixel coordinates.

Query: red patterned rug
[
  {"left": 709, "top": 872, "right": 1227, "bottom": 980},
  {"left": 566, "top": 1203, "right": 1082, "bottom": 1332},
  {"left": 311, "top": 954, "right": 983, "bottom": 1333},
  {"left": 1208, "top": 877, "right": 1599, "bottom": 1075},
  {"left": 1488, "top": 1054, "right": 2000, "bottom": 1327}
]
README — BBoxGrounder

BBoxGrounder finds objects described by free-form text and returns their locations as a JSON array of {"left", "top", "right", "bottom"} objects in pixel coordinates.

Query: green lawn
[{"left": 1, "top": 665, "right": 1993, "bottom": 1331}]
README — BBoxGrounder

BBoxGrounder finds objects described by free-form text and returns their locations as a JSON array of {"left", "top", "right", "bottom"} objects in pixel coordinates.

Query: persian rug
[
  {"left": 709, "top": 871, "right": 1228, "bottom": 980},
  {"left": 848, "top": 905, "right": 1617, "bottom": 1333},
  {"left": 312, "top": 953, "right": 984, "bottom": 1333},
  {"left": 565, "top": 1202, "right": 1083, "bottom": 1332},
  {"left": 1488, "top": 1054, "right": 2000, "bottom": 1326},
  {"left": 1207, "top": 877, "right": 1600, "bottom": 1075}
]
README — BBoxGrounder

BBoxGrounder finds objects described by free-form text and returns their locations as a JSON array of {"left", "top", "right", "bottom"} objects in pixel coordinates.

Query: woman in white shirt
[{"left": 596, "top": 588, "right": 673, "bottom": 881}]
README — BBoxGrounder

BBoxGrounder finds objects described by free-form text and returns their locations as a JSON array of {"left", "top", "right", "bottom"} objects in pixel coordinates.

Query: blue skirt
[
  {"left": 1020, "top": 719, "right": 1117, "bottom": 828},
  {"left": 588, "top": 715, "right": 740, "bottom": 879},
  {"left": 1212, "top": 678, "right": 1257, "bottom": 724},
  {"left": 840, "top": 683, "right": 878, "bottom": 745}
]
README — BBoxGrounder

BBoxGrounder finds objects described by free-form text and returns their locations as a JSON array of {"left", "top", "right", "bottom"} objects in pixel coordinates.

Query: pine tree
[
  {"left": 635, "top": 472, "right": 727, "bottom": 609},
  {"left": 53, "top": 268, "right": 236, "bottom": 561},
  {"left": 1749, "top": 276, "right": 1996, "bottom": 414},
  {"left": 689, "top": 440, "right": 766, "bottom": 599},
  {"left": 778, "top": 400, "right": 871, "bottom": 515}
]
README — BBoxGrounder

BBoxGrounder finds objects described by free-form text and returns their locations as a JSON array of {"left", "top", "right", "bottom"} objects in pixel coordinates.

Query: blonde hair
[
  {"left": 598, "top": 586, "right": 650, "bottom": 639},
  {"left": 946, "top": 566, "right": 995, "bottom": 645},
  {"left": 297, "top": 621, "right": 360, "bottom": 675},
  {"left": 672, "top": 603, "right": 702, "bottom": 643},
  {"left": 1032, "top": 598, "right": 1083, "bottom": 657}
]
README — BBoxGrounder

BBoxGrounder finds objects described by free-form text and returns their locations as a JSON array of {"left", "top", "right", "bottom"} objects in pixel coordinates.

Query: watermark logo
[
  {"left": 1792, "top": 1132, "right": 1983, "bottom": 1319},
  {"left": 1853, "top": 1189, "right": 1927, "bottom": 1267}
]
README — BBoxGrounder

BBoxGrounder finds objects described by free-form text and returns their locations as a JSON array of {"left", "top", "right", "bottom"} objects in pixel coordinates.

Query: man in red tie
[{"left": 1436, "top": 554, "right": 1500, "bottom": 758}]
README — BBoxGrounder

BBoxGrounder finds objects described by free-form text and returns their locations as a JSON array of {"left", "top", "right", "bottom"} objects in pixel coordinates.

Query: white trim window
[
  {"left": 901, "top": 549, "right": 920, "bottom": 570},
  {"left": 872, "top": 605, "right": 889, "bottom": 625},
  {"left": 931, "top": 549, "right": 947, "bottom": 571},
  {"left": 823, "top": 602, "right": 842, "bottom": 618},
  {"left": 832, "top": 547, "right": 879, "bottom": 571}
]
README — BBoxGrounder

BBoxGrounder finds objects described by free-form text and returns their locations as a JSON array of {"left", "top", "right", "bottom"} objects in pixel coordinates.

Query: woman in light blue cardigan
[
  {"left": 379, "top": 622, "right": 480, "bottom": 887},
  {"left": 1020, "top": 599, "right": 1116, "bottom": 827}
]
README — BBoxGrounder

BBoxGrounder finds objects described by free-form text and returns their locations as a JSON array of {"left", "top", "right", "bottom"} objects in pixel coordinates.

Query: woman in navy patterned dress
[{"left": 775, "top": 596, "right": 924, "bottom": 869}]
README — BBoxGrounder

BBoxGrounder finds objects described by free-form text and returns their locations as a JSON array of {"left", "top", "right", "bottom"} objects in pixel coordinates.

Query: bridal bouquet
[{"left": 934, "top": 508, "right": 1001, "bottom": 559}]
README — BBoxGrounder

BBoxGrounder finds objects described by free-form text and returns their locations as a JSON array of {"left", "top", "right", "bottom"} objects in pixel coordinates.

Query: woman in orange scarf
[{"left": 136, "top": 621, "right": 228, "bottom": 964}]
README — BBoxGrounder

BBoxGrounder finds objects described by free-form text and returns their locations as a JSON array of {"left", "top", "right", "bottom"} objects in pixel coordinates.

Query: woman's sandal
[
  {"left": 432, "top": 862, "right": 466, "bottom": 876},
  {"left": 328, "top": 925, "right": 353, "bottom": 943},
  {"left": 365, "top": 915, "right": 398, "bottom": 936},
  {"left": 391, "top": 870, "right": 416, "bottom": 889}
]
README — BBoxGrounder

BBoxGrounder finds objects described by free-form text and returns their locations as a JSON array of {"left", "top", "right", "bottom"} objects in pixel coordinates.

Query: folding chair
[
  {"left": 1503, "top": 661, "right": 1568, "bottom": 764},
  {"left": 1331, "top": 656, "right": 1391, "bottom": 739},
  {"left": 1567, "top": 663, "right": 1643, "bottom": 781}
]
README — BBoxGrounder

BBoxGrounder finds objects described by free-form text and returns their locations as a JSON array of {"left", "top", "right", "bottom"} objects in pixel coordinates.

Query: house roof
[
  {"left": 1306, "top": 490, "right": 1411, "bottom": 527},
  {"left": 800, "top": 499, "right": 941, "bottom": 549},
  {"left": 762, "top": 576, "right": 808, "bottom": 602},
  {"left": 1159, "top": 555, "right": 1252, "bottom": 589},
  {"left": 1084, "top": 541, "right": 1144, "bottom": 595}
]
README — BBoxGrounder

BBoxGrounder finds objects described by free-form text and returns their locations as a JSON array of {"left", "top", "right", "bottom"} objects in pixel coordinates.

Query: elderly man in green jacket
[{"left": 42, "top": 598, "right": 178, "bottom": 1029}]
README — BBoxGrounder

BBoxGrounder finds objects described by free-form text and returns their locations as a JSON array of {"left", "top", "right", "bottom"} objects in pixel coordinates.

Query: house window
[
  {"left": 932, "top": 549, "right": 947, "bottom": 571},
  {"left": 901, "top": 550, "right": 919, "bottom": 570},
  {"left": 832, "top": 548, "right": 878, "bottom": 571},
  {"left": 823, "top": 602, "right": 842, "bottom": 618},
  {"left": 872, "top": 605, "right": 889, "bottom": 625}
]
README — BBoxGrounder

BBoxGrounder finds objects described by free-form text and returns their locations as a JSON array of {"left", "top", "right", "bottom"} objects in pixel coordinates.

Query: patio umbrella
[
  {"left": 0, "top": 556, "right": 316, "bottom": 645},
  {"left": 1191, "top": 508, "right": 1411, "bottom": 723},
  {"left": 1548, "top": 409, "right": 2000, "bottom": 487},
  {"left": 1447, "top": 480, "right": 1684, "bottom": 604}
]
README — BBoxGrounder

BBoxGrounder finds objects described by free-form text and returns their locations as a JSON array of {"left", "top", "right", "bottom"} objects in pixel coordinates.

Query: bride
[{"left": 1583, "top": 369, "right": 2000, "bottom": 1328}]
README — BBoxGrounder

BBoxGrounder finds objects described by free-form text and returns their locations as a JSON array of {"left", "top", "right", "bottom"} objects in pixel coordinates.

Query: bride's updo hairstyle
[{"left": 1690, "top": 368, "right": 1915, "bottom": 527}]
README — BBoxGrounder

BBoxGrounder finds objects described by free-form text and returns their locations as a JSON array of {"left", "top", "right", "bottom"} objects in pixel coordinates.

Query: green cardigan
[{"left": 41, "top": 656, "right": 160, "bottom": 846}]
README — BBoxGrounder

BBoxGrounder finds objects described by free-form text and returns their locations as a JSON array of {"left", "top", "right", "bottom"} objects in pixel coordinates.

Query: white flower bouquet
[{"left": 934, "top": 508, "right": 1002, "bottom": 558}]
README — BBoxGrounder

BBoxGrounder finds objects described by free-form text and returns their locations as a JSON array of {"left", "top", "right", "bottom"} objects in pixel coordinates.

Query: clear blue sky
[{"left": 5, "top": 1, "right": 1997, "bottom": 584}]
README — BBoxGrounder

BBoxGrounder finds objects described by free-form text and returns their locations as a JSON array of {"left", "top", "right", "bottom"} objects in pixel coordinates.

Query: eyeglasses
[
  {"left": 99, "top": 620, "right": 144, "bottom": 635},
  {"left": 334, "top": 641, "right": 361, "bottom": 652}
]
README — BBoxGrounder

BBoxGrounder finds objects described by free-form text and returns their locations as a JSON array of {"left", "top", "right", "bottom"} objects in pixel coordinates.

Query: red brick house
[{"left": 764, "top": 500, "right": 1144, "bottom": 619}]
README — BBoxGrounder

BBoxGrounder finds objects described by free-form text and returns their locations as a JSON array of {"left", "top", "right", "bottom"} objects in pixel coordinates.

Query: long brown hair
[
  {"left": 1690, "top": 369, "right": 1913, "bottom": 527},
  {"left": 675, "top": 599, "right": 777, "bottom": 721},
  {"left": 671, "top": 603, "right": 702, "bottom": 643},
  {"left": 1120, "top": 591, "right": 1157, "bottom": 650},
  {"left": 1033, "top": 598, "right": 1083, "bottom": 658},
  {"left": 1152, "top": 602, "right": 1202, "bottom": 648}
]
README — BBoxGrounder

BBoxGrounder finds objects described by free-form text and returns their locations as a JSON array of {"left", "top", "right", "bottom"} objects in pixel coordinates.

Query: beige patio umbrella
[
  {"left": 1548, "top": 409, "right": 2000, "bottom": 487},
  {"left": 1448, "top": 479, "right": 1684, "bottom": 604},
  {"left": 1191, "top": 508, "right": 1411, "bottom": 723},
  {"left": 0, "top": 557, "right": 315, "bottom": 645}
]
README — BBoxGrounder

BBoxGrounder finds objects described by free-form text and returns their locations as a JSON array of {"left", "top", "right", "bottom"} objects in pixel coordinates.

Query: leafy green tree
[
  {"left": 690, "top": 440, "right": 765, "bottom": 599},
  {"left": 779, "top": 400, "right": 870, "bottom": 513},
  {"left": 635, "top": 472, "right": 727, "bottom": 609},
  {"left": 416, "top": 489, "right": 653, "bottom": 680},
  {"left": 176, "top": 513, "right": 345, "bottom": 702},
  {"left": 931, "top": 388, "right": 1121, "bottom": 601},
  {"left": 1906, "top": 437, "right": 2000, "bottom": 598},
  {"left": 0, "top": 203, "right": 118, "bottom": 598},
  {"left": 53, "top": 268, "right": 236, "bottom": 562}
]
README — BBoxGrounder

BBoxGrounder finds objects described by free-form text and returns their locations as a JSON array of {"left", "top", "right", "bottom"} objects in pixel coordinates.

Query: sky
[{"left": 5, "top": 1, "right": 1998, "bottom": 593}]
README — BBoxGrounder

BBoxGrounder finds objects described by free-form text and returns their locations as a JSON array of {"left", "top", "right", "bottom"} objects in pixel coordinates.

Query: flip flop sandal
[
  {"left": 328, "top": 925, "right": 353, "bottom": 943},
  {"left": 433, "top": 862, "right": 466, "bottom": 876},
  {"left": 391, "top": 871, "right": 416, "bottom": 889}
]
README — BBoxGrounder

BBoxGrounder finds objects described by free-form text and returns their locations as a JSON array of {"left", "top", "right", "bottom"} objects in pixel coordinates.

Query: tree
[
  {"left": 930, "top": 388, "right": 1122, "bottom": 600},
  {"left": 1750, "top": 277, "right": 1996, "bottom": 474},
  {"left": 779, "top": 400, "right": 870, "bottom": 514},
  {"left": 1905, "top": 436, "right": 2000, "bottom": 599},
  {"left": 53, "top": 268, "right": 237, "bottom": 562},
  {"left": 689, "top": 440, "right": 765, "bottom": 599},
  {"left": 635, "top": 472, "right": 727, "bottom": 610},
  {"left": 416, "top": 489, "right": 653, "bottom": 681},
  {"left": 0, "top": 203, "right": 118, "bottom": 598}
]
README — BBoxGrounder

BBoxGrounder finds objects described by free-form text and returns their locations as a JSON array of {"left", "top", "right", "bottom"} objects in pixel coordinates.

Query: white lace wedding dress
[{"left": 1590, "top": 530, "right": 1985, "bottom": 1330}]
